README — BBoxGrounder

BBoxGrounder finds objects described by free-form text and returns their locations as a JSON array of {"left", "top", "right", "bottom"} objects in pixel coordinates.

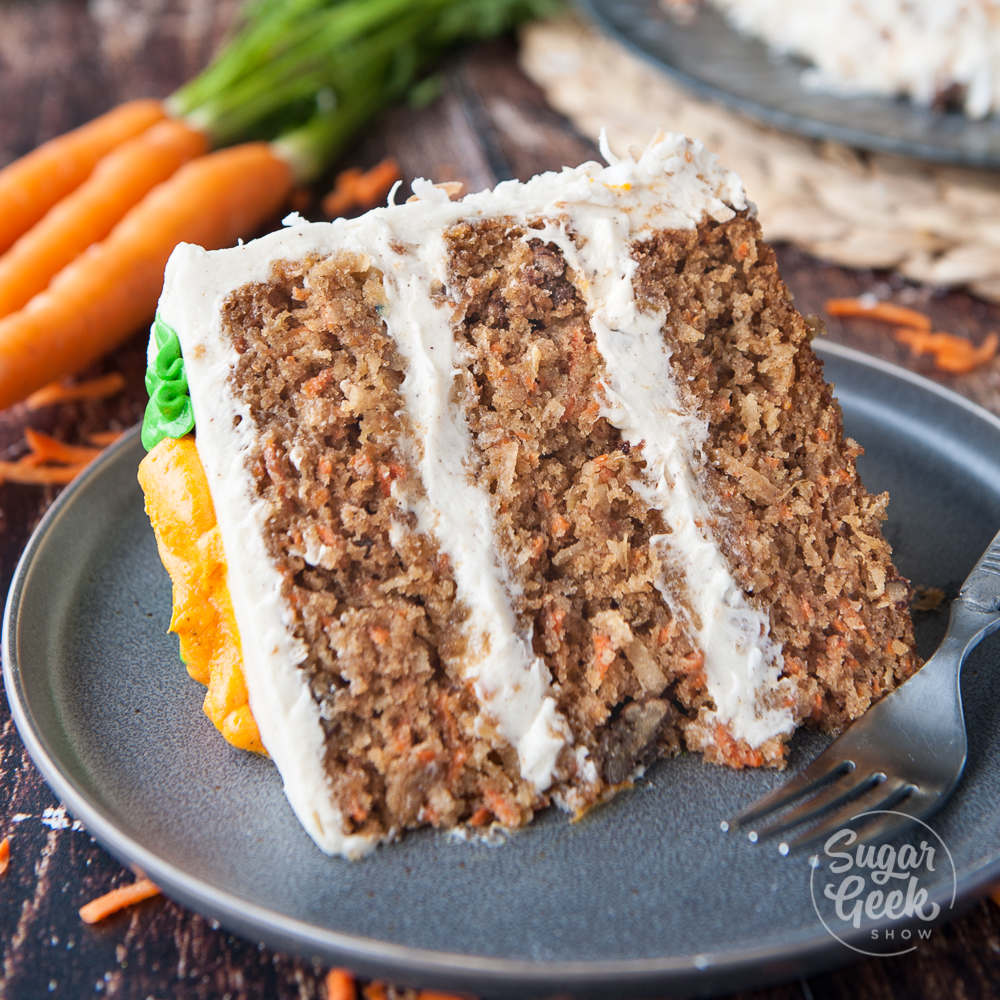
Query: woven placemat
[{"left": 520, "top": 18, "right": 1000, "bottom": 303}]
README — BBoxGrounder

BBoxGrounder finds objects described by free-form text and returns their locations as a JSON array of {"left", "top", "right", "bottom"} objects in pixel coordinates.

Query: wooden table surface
[{"left": 2, "top": 3, "right": 1000, "bottom": 998}]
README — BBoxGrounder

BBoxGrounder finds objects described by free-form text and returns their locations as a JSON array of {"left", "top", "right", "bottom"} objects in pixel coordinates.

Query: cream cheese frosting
[{"left": 157, "top": 132, "right": 792, "bottom": 856}]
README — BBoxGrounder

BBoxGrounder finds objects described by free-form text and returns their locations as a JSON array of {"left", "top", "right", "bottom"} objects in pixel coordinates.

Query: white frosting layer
[
  {"left": 706, "top": 0, "right": 1000, "bottom": 118},
  {"left": 158, "top": 132, "right": 792, "bottom": 856},
  {"left": 159, "top": 251, "right": 378, "bottom": 859},
  {"left": 376, "top": 227, "right": 572, "bottom": 792}
]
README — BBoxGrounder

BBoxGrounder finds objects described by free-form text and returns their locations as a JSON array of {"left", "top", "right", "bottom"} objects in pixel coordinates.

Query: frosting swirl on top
[{"left": 142, "top": 313, "right": 195, "bottom": 451}]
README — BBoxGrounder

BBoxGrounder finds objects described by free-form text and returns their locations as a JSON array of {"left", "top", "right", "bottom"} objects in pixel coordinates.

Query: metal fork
[{"left": 723, "top": 526, "right": 1000, "bottom": 855}]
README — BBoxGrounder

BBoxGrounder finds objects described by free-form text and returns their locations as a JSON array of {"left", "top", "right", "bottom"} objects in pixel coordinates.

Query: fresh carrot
[
  {"left": 0, "top": 143, "right": 292, "bottom": 410},
  {"left": 0, "top": 836, "right": 9, "bottom": 876},
  {"left": 25, "top": 372, "right": 126, "bottom": 410},
  {"left": 24, "top": 429, "right": 104, "bottom": 465},
  {"left": 0, "top": 100, "right": 165, "bottom": 255},
  {"left": 324, "top": 968, "right": 357, "bottom": 1000},
  {"left": 825, "top": 298, "right": 932, "bottom": 331},
  {"left": 78, "top": 877, "right": 161, "bottom": 924},
  {"left": 0, "top": 119, "right": 207, "bottom": 319}
]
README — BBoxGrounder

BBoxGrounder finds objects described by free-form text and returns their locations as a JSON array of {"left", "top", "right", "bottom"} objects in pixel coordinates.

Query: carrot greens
[{"left": 169, "top": 0, "right": 562, "bottom": 179}]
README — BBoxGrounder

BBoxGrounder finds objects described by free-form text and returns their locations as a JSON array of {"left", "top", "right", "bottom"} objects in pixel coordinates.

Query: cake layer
[{"left": 156, "top": 133, "right": 917, "bottom": 854}]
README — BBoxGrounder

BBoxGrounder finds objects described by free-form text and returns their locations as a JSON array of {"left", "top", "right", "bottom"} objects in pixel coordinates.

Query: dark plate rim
[
  {"left": 575, "top": 0, "right": 1000, "bottom": 169},
  {"left": 4, "top": 340, "right": 1000, "bottom": 996}
]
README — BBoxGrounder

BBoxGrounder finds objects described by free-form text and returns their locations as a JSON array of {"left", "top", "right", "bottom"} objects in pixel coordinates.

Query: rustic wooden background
[{"left": 2, "top": 2, "right": 1000, "bottom": 998}]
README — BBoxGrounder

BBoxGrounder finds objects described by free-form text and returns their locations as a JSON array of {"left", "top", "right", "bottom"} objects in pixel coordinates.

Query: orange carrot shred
[
  {"left": 0, "top": 836, "right": 9, "bottom": 876},
  {"left": 25, "top": 429, "right": 104, "bottom": 465},
  {"left": 325, "top": 968, "right": 357, "bottom": 1000},
  {"left": 361, "top": 984, "right": 389, "bottom": 1000},
  {"left": 417, "top": 992, "right": 468, "bottom": 1000},
  {"left": 322, "top": 158, "right": 400, "bottom": 218},
  {"left": 0, "top": 460, "right": 88, "bottom": 486},
  {"left": 893, "top": 327, "right": 998, "bottom": 374},
  {"left": 825, "top": 298, "right": 932, "bottom": 331},
  {"left": 88, "top": 430, "right": 125, "bottom": 447},
  {"left": 79, "top": 877, "right": 161, "bottom": 924},
  {"left": 25, "top": 372, "right": 126, "bottom": 410}
]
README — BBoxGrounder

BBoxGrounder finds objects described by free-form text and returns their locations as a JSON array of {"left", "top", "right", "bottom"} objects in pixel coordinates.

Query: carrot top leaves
[{"left": 168, "top": 0, "right": 563, "bottom": 180}]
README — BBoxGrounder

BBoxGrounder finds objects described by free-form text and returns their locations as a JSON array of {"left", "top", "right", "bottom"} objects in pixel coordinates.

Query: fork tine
[
  {"left": 842, "top": 788, "right": 940, "bottom": 852},
  {"left": 724, "top": 757, "right": 855, "bottom": 831},
  {"left": 780, "top": 780, "right": 914, "bottom": 855},
  {"left": 748, "top": 770, "right": 885, "bottom": 842}
]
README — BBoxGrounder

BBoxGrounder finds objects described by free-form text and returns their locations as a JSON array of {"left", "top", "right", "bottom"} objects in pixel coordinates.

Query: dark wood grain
[{"left": 1, "top": 3, "right": 999, "bottom": 999}]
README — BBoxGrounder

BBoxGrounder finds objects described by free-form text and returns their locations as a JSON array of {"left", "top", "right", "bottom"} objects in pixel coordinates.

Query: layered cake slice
[{"left": 138, "top": 134, "right": 918, "bottom": 857}]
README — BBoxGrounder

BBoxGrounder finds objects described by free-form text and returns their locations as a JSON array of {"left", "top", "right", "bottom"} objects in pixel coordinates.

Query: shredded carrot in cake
[
  {"left": 824, "top": 298, "right": 932, "bottom": 330},
  {"left": 25, "top": 372, "right": 126, "bottom": 409},
  {"left": 0, "top": 836, "right": 9, "bottom": 876},
  {"left": 322, "top": 158, "right": 401, "bottom": 218},
  {"left": 325, "top": 968, "right": 357, "bottom": 1000},
  {"left": 79, "top": 877, "right": 161, "bottom": 924}
]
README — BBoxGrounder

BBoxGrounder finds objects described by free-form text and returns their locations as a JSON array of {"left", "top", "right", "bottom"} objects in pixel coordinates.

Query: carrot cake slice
[{"left": 138, "top": 133, "right": 918, "bottom": 858}]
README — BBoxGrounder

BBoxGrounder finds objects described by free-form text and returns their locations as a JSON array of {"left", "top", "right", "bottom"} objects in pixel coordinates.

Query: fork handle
[
  {"left": 957, "top": 525, "right": 1000, "bottom": 615},
  {"left": 944, "top": 525, "right": 1000, "bottom": 653}
]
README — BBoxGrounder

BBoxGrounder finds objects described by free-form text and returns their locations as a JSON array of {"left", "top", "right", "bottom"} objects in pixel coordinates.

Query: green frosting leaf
[{"left": 141, "top": 313, "right": 195, "bottom": 451}]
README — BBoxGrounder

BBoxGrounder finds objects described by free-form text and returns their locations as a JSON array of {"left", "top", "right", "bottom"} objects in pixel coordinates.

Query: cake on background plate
[
  {"left": 666, "top": 0, "right": 1000, "bottom": 119},
  {"left": 138, "top": 133, "right": 917, "bottom": 858}
]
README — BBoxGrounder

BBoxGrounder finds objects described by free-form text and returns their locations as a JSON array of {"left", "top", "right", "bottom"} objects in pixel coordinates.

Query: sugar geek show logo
[{"left": 808, "top": 810, "right": 956, "bottom": 957}]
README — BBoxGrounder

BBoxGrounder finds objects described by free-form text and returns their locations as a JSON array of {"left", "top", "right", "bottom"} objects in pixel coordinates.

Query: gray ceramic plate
[
  {"left": 577, "top": 0, "right": 1000, "bottom": 168},
  {"left": 5, "top": 341, "right": 1000, "bottom": 998}
]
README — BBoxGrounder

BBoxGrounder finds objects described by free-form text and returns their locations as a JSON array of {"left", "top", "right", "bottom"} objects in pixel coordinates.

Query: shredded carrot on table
[
  {"left": 322, "top": 158, "right": 401, "bottom": 218},
  {"left": 894, "top": 328, "right": 998, "bottom": 374},
  {"left": 325, "top": 968, "right": 357, "bottom": 1000},
  {"left": 0, "top": 460, "right": 88, "bottom": 485},
  {"left": 0, "top": 836, "right": 9, "bottom": 876},
  {"left": 25, "top": 372, "right": 126, "bottom": 410},
  {"left": 88, "top": 429, "right": 125, "bottom": 447},
  {"left": 78, "top": 877, "right": 161, "bottom": 924},
  {"left": 24, "top": 428, "right": 104, "bottom": 465},
  {"left": 825, "top": 297, "right": 932, "bottom": 331},
  {"left": 826, "top": 297, "right": 997, "bottom": 375}
]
